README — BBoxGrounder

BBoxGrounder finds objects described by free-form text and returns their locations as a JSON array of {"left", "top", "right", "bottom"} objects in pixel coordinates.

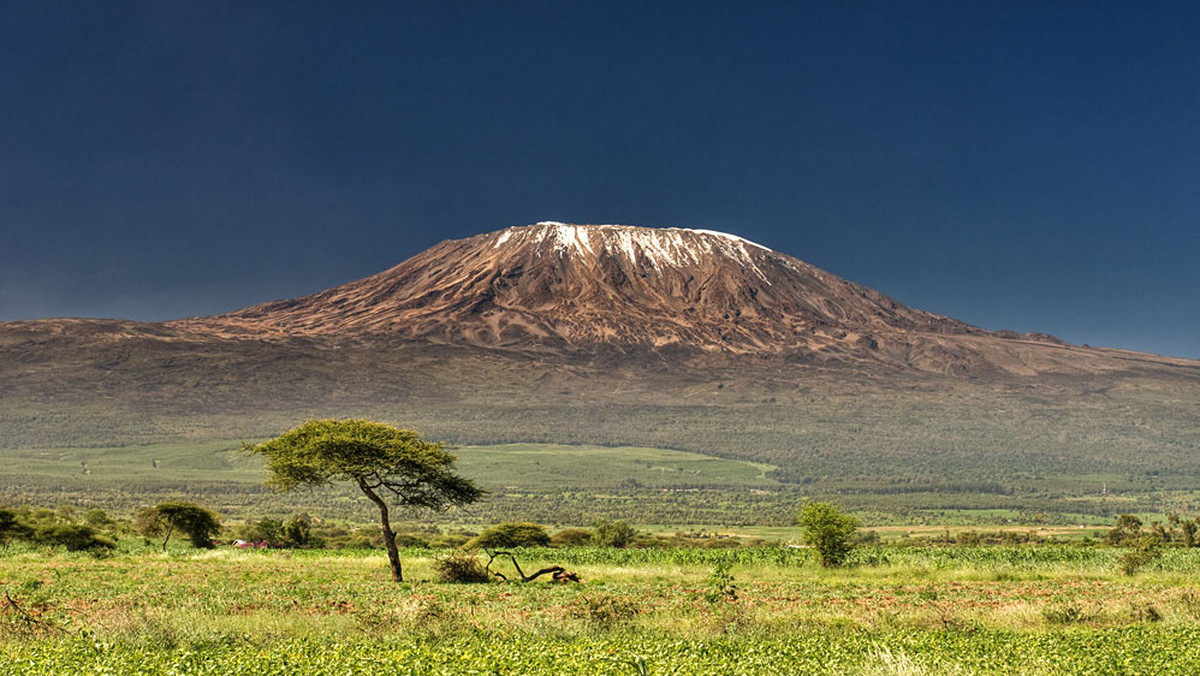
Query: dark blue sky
[{"left": 2, "top": 2, "right": 1197, "bottom": 358}]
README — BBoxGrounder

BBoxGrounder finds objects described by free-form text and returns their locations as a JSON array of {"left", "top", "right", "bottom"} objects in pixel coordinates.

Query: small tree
[
  {"left": 797, "top": 501, "right": 859, "bottom": 567},
  {"left": 247, "top": 518, "right": 285, "bottom": 546},
  {"left": 467, "top": 522, "right": 551, "bottom": 549},
  {"left": 592, "top": 519, "right": 638, "bottom": 548},
  {"left": 1182, "top": 519, "right": 1198, "bottom": 548},
  {"left": 1104, "top": 514, "right": 1146, "bottom": 546},
  {"left": 282, "top": 513, "right": 316, "bottom": 548},
  {"left": 136, "top": 502, "right": 222, "bottom": 551},
  {"left": 246, "top": 419, "right": 482, "bottom": 582}
]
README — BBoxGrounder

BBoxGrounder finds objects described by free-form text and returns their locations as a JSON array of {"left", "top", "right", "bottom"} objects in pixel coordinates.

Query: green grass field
[
  {"left": 3, "top": 543, "right": 1200, "bottom": 674},
  {"left": 454, "top": 443, "right": 778, "bottom": 490}
]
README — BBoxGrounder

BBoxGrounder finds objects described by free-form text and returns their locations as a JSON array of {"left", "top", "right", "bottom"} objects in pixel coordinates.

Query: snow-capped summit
[{"left": 174, "top": 222, "right": 990, "bottom": 355}]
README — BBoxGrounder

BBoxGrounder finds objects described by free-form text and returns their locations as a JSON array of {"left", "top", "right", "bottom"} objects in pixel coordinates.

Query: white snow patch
[
  {"left": 614, "top": 229, "right": 639, "bottom": 262},
  {"left": 683, "top": 228, "right": 772, "bottom": 252},
  {"left": 507, "top": 222, "right": 772, "bottom": 281},
  {"left": 553, "top": 224, "right": 595, "bottom": 255}
]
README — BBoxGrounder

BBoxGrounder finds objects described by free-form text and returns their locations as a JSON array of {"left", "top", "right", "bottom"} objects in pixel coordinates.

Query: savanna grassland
[
  {"left": 0, "top": 434, "right": 1196, "bottom": 529},
  {"left": 4, "top": 324, "right": 1200, "bottom": 528},
  {"left": 0, "top": 441, "right": 798, "bottom": 526},
  {"left": 3, "top": 543, "right": 1200, "bottom": 675}
]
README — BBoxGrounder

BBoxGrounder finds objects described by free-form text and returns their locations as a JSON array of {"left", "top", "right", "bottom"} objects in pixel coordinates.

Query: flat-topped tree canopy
[{"left": 246, "top": 419, "right": 482, "bottom": 581}]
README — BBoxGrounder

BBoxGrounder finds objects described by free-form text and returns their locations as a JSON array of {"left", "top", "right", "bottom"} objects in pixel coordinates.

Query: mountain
[
  {"left": 169, "top": 222, "right": 1168, "bottom": 377},
  {"left": 1, "top": 222, "right": 1198, "bottom": 521},
  {"left": 175, "top": 222, "right": 980, "bottom": 349},
  {"left": 176, "top": 222, "right": 977, "bottom": 347}
]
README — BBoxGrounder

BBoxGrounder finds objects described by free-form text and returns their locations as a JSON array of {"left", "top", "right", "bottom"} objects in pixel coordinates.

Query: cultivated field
[{"left": 3, "top": 543, "right": 1199, "bottom": 674}]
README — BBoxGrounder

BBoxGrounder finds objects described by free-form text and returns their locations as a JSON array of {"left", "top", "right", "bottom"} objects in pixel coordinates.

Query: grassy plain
[
  {"left": 4, "top": 334, "right": 1199, "bottom": 527},
  {"left": 1, "top": 439, "right": 1194, "bottom": 529},
  {"left": 3, "top": 543, "right": 1200, "bottom": 674},
  {"left": 0, "top": 441, "right": 799, "bottom": 525}
]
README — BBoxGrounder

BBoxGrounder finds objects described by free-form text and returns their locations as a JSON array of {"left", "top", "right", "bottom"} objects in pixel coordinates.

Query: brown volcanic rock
[{"left": 174, "top": 222, "right": 996, "bottom": 358}]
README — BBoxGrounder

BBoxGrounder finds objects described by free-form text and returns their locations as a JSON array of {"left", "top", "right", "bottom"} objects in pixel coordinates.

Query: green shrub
[
  {"left": 466, "top": 522, "right": 551, "bottom": 549},
  {"left": 569, "top": 594, "right": 640, "bottom": 627},
  {"left": 34, "top": 524, "right": 116, "bottom": 554},
  {"left": 0, "top": 508, "right": 33, "bottom": 544},
  {"left": 431, "top": 533, "right": 471, "bottom": 548},
  {"left": 592, "top": 519, "right": 638, "bottom": 548},
  {"left": 797, "top": 502, "right": 859, "bottom": 567},
  {"left": 702, "top": 562, "right": 738, "bottom": 603},
  {"left": 1130, "top": 603, "right": 1163, "bottom": 623},
  {"left": 394, "top": 533, "right": 431, "bottom": 548},
  {"left": 1118, "top": 536, "right": 1162, "bottom": 576},
  {"left": 551, "top": 528, "right": 593, "bottom": 547},
  {"left": 1042, "top": 604, "right": 1088, "bottom": 624}
]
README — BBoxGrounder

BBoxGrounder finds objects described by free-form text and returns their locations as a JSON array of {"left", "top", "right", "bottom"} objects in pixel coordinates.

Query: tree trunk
[
  {"left": 161, "top": 523, "right": 174, "bottom": 552},
  {"left": 359, "top": 480, "right": 402, "bottom": 582}
]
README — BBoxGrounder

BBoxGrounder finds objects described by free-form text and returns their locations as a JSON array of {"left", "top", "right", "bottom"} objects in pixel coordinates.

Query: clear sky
[{"left": 2, "top": 2, "right": 1197, "bottom": 358}]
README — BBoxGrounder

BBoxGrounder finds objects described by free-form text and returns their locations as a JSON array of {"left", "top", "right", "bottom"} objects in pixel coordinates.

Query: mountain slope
[{"left": 171, "top": 222, "right": 1079, "bottom": 375}]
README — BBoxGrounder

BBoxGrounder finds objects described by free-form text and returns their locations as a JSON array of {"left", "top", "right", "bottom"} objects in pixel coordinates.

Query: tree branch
[
  {"left": 3, "top": 592, "right": 67, "bottom": 634},
  {"left": 486, "top": 550, "right": 579, "bottom": 583}
]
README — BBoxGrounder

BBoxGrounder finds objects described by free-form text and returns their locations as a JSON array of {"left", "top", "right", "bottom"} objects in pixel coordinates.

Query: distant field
[
  {"left": 0, "top": 441, "right": 797, "bottom": 524},
  {"left": 4, "top": 435, "right": 1200, "bottom": 528},
  {"left": 453, "top": 443, "right": 778, "bottom": 490},
  {"left": 3, "top": 350, "right": 1199, "bottom": 528}
]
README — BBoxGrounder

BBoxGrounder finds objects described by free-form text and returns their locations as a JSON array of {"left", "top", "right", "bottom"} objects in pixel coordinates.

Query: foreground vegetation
[{"left": 3, "top": 543, "right": 1200, "bottom": 674}]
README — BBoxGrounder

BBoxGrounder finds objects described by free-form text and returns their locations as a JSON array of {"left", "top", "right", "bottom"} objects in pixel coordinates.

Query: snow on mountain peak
[
  {"left": 493, "top": 222, "right": 772, "bottom": 278},
  {"left": 177, "top": 220, "right": 992, "bottom": 356}
]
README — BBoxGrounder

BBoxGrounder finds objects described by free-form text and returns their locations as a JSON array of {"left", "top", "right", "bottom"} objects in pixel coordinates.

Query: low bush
[
  {"left": 569, "top": 594, "right": 640, "bottom": 627},
  {"left": 1042, "top": 604, "right": 1088, "bottom": 625},
  {"left": 1118, "top": 536, "right": 1162, "bottom": 576},
  {"left": 34, "top": 524, "right": 116, "bottom": 554},
  {"left": 433, "top": 551, "right": 492, "bottom": 583},
  {"left": 551, "top": 528, "right": 592, "bottom": 547}
]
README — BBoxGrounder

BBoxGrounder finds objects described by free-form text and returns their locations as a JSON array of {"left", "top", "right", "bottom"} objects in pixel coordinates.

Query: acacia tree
[
  {"left": 136, "top": 501, "right": 222, "bottom": 551},
  {"left": 467, "top": 521, "right": 551, "bottom": 549},
  {"left": 246, "top": 419, "right": 482, "bottom": 582}
]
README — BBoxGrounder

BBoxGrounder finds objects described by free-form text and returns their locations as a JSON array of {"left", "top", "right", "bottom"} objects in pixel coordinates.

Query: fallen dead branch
[
  {"left": 485, "top": 550, "right": 580, "bottom": 583},
  {"left": 2, "top": 591, "right": 67, "bottom": 635}
]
